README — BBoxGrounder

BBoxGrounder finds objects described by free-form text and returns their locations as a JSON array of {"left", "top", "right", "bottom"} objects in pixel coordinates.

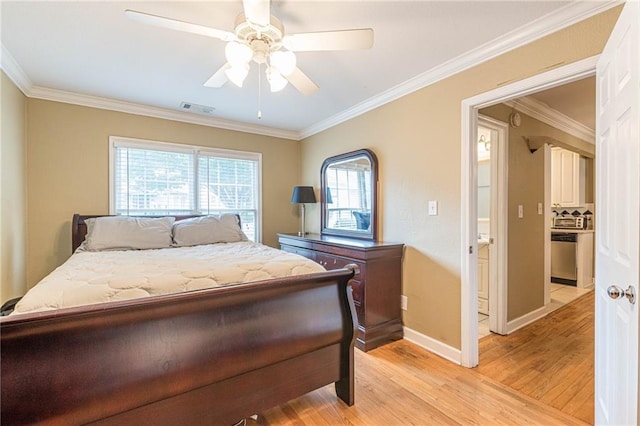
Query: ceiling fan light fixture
[
  {"left": 267, "top": 67, "right": 288, "bottom": 92},
  {"left": 225, "top": 41, "right": 253, "bottom": 66},
  {"left": 270, "top": 50, "right": 296, "bottom": 76},
  {"left": 225, "top": 63, "right": 250, "bottom": 87}
]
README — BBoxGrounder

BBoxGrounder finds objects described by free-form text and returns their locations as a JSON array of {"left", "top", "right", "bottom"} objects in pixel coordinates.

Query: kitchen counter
[{"left": 551, "top": 228, "right": 594, "bottom": 234}]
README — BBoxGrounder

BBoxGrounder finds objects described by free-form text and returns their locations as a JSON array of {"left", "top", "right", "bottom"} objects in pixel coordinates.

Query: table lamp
[{"left": 291, "top": 186, "right": 317, "bottom": 236}]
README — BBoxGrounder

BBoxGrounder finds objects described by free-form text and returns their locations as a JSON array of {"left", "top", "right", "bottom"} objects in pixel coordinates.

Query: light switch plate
[
  {"left": 518, "top": 205, "right": 524, "bottom": 218},
  {"left": 428, "top": 200, "right": 438, "bottom": 216},
  {"left": 537, "top": 202, "right": 543, "bottom": 215}
]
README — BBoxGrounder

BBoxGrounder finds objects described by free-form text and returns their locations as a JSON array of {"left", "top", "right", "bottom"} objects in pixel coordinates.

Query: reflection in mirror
[{"left": 321, "top": 149, "right": 377, "bottom": 240}]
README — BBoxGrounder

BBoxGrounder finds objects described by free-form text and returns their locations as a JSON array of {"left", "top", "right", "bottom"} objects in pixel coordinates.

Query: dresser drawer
[
  {"left": 316, "top": 254, "right": 362, "bottom": 279},
  {"left": 280, "top": 244, "right": 316, "bottom": 261}
]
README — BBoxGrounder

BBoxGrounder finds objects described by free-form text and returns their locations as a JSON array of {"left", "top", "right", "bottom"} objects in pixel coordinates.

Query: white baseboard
[
  {"left": 403, "top": 327, "right": 462, "bottom": 365},
  {"left": 506, "top": 303, "right": 559, "bottom": 334}
]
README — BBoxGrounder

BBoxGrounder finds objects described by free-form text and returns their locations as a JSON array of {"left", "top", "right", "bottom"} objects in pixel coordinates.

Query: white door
[{"left": 595, "top": 1, "right": 639, "bottom": 425}]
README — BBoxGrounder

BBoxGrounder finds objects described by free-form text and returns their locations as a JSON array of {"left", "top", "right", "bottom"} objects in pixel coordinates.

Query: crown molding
[
  {"left": 2, "top": 0, "right": 621, "bottom": 142},
  {"left": 299, "top": 0, "right": 622, "bottom": 139},
  {"left": 1, "top": 44, "right": 32, "bottom": 92},
  {"left": 1, "top": 45, "right": 298, "bottom": 141},
  {"left": 27, "top": 86, "right": 299, "bottom": 140},
  {"left": 504, "top": 96, "right": 595, "bottom": 143}
]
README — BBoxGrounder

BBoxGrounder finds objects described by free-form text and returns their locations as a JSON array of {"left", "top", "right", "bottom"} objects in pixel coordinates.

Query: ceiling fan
[{"left": 125, "top": 0, "right": 374, "bottom": 96}]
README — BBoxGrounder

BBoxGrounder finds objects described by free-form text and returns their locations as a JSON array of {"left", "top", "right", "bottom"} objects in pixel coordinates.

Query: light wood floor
[
  {"left": 476, "top": 291, "right": 594, "bottom": 424},
  {"left": 250, "top": 334, "right": 590, "bottom": 424}
]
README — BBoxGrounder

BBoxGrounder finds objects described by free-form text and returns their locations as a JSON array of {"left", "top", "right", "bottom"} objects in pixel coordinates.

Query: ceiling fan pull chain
[{"left": 257, "top": 63, "right": 263, "bottom": 119}]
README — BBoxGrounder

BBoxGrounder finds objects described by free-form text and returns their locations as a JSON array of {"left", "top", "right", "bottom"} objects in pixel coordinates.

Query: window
[{"left": 110, "top": 137, "right": 262, "bottom": 241}]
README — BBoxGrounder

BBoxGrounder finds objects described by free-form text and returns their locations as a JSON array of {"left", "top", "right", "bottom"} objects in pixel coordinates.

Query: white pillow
[
  {"left": 172, "top": 214, "right": 248, "bottom": 247},
  {"left": 83, "top": 216, "right": 175, "bottom": 251}
]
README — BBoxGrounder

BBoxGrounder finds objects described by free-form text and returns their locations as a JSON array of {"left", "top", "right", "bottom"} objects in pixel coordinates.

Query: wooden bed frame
[{"left": 1, "top": 214, "right": 358, "bottom": 425}]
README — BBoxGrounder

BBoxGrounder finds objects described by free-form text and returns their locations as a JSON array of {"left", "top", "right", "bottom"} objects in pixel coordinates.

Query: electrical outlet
[{"left": 401, "top": 295, "right": 408, "bottom": 310}]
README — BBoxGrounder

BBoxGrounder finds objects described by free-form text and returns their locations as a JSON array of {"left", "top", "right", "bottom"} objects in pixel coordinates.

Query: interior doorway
[
  {"left": 460, "top": 55, "right": 597, "bottom": 368},
  {"left": 463, "top": 4, "right": 638, "bottom": 423},
  {"left": 476, "top": 116, "right": 508, "bottom": 337},
  {"left": 472, "top": 84, "right": 597, "bottom": 421}
]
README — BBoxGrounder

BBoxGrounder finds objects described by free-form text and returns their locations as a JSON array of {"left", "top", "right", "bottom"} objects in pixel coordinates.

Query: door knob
[{"left": 607, "top": 285, "right": 636, "bottom": 304}]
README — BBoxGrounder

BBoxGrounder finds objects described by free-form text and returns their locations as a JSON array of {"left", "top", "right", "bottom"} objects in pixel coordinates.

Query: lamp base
[{"left": 298, "top": 204, "right": 307, "bottom": 238}]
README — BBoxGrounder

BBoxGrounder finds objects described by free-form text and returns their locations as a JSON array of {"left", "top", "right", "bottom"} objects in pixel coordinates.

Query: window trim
[{"left": 108, "top": 136, "right": 263, "bottom": 242}]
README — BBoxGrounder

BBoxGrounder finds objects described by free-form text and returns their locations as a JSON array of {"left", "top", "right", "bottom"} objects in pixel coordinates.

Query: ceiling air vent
[{"left": 180, "top": 102, "right": 216, "bottom": 116}]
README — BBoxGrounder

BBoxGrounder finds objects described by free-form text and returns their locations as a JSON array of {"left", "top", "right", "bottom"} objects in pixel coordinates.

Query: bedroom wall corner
[{"left": 0, "top": 70, "right": 28, "bottom": 304}]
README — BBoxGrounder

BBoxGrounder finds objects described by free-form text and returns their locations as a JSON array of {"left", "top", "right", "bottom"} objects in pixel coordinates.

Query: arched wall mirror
[{"left": 321, "top": 149, "right": 378, "bottom": 241}]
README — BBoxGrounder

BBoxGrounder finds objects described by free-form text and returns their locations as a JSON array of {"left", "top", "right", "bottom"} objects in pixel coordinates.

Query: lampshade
[
  {"left": 270, "top": 50, "right": 296, "bottom": 76},
  {"left": 291, "top": 186, "right": 317, "bottom": 204},
  {"left": 225, "top": 63, "right": 250, "bottom": 87},
  {"left": 225, "top": 41, "right": 253, "bottom": 66},
  {"left": 267, "top": 67, "right": 288, "bottom": 92}
]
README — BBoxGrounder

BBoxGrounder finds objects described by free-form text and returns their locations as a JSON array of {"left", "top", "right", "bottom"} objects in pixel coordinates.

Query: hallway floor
[
  {"left": 477, "top": 291, "right": 594, "bottom": 424},
  {"left": 478, "top": 283, "right": 592, "bottom": 338}
]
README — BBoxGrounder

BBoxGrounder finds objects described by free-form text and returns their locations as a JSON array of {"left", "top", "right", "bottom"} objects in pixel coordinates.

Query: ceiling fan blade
[
  {"left": 242, "top": 0, "right": 270, "bottom": 27},
  {"left": 125, "top": 10, "right": 236, "bottom": 42},
  {"left": 283, "top": 28, "right": 373, "bottom": 52},
  {"left": 286, "top": 67, "right": 319, "bottom": 96},
  {"left": 203, "top": 64, "right": 231, "bottom": 88}
]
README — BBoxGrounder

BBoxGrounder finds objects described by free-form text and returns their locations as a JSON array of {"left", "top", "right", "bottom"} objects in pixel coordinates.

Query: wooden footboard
[{"left": 1, "top": 267, "right": 357, "bottom": 425}]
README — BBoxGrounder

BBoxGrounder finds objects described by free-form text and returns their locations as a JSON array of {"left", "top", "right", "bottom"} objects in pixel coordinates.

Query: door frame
[
  {"left": 477, "top": 115, "right": 509, "bottom": 335},
  {"left": 460, "top": 55, "right": 598, "bottom": 368}
]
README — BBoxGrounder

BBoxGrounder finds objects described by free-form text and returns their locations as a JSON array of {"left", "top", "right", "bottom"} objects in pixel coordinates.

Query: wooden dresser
[{"left": 278, "top": 233, "right": 404, "bottom": 351}]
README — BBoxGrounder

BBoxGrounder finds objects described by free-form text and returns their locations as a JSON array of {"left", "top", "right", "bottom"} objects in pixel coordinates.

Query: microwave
[{"left": 553, "top": 216, "right": 585, "bottom": 229}]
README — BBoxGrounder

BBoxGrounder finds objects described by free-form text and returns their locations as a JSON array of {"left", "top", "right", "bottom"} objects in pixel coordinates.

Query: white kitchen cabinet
[
  {"left": 478, "top": 243, "right": 489, "bottom": 315},
  {"left": 551, "top": 147, "right": 585, "bottom": 208}
]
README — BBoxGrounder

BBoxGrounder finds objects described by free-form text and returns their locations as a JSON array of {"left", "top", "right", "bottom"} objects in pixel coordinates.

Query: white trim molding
[
  {"left": 505, "top": 96, "right": 595, "bottom": 143},
  {"left": 460, "top": 55, "right": 599, "bottom": 368},
  {"left": 506, "top": 303, "right": 562, "bottom": 334},
  {"left": 403, "top": 327, "right": 462, "bottom": 366},
  {"left": 1, "top": 44, "right": 32, "bottom": 92},
  {"left": 300, "top": 0, "right": 621, "bottom": 139},
  {"left": 2, "top": 1, "right": 620, "bottom": 142},
  {"left": 0, "top": 45, "right": 298, "bottom": 141},
  {"left": 28, "top": 86, "right": 299, "bottom": 141},
  {"left": 478, "top": 115, "right": 509, "bottom": 337}
]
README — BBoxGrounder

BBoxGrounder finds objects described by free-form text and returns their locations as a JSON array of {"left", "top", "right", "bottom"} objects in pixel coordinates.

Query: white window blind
[
  {"left": 110, "top": 137, "right": 261, "bottom": 241},
  {"left": 198, "top": 154, "right": 259, "bottom": 241}
]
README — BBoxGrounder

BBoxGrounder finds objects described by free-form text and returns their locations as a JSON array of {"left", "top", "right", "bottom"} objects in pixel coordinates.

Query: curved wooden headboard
[{"left": 71, "top": 214, "right": 242, "bottom": 252}]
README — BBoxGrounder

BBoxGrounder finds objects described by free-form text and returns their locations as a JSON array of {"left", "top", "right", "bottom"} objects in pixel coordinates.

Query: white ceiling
[
  {"left": 1, "top": 1, "right": 611, "bottom": 139},
  {"left": 530, "top": 77, "right": 595, "bottom": 130}
]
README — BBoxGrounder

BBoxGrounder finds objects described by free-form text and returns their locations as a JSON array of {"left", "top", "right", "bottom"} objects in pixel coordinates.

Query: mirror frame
[{"left": 321, "top": 149, "right": 378, "bottom": 241}]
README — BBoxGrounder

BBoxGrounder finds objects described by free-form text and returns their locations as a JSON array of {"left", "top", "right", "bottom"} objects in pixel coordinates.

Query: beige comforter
[{"left": 12, "top": 242, "right": 325, "bottom": 315}]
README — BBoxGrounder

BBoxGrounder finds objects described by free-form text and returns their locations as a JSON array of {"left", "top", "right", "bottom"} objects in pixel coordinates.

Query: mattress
[{"left": 12, "top": 241, "right": 325, "bottom": 315}]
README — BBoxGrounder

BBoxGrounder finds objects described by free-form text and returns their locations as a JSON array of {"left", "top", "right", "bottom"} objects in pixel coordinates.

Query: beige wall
[
  {"left": 1, "top": 71, "right": 28, "bottom": 303},
  {"left": 300, "top": 7, "right": 621, "bottom": 348},
  {"left": 26, "top": 99, "right": 301, "bottom": 288},
  {"left": 481, "top": 104, "right": 593, "bottom": 320}
]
